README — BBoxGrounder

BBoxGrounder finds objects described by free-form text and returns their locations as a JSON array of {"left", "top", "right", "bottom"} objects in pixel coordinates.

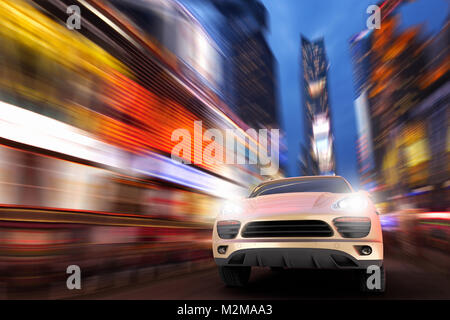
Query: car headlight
[
  {"left": 221, "top": 201, "right": 243, "bottom": 216},
  {"left": 332, "top": 196, "right": 368, "bottom": 211}
]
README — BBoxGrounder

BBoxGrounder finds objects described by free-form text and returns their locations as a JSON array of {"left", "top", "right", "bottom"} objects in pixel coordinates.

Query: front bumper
[{"left": 214, "top": 248, "right": 383, "bottom": 269}]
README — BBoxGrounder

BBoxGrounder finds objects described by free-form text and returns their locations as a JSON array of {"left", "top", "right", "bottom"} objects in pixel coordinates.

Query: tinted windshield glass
[{"left": 250, "top": 178, "right": 351, "bottom": 197}]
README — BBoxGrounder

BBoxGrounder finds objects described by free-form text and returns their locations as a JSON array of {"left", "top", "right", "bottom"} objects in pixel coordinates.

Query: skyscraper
[
  {"left": 300, "top": 36, "right": 335, "bottom": 175},
  {"left": 179, "top": 0, "right": 280, "bottom": 130},
  {"left": 349, "top": 0, "right": 449, "bottom": 199},
  {"left": 349, "top": 30, "right": 376, "bottom": 188}
]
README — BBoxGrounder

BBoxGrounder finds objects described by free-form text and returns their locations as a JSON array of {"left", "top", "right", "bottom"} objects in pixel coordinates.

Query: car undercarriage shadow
[{"left": 225, "top": 268, "right": 381, "bottom": 299}]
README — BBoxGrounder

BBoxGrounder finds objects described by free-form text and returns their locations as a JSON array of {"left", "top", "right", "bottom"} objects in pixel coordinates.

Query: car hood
[{"left": 241, "top": 192, "right": 352, "bottom": 217}]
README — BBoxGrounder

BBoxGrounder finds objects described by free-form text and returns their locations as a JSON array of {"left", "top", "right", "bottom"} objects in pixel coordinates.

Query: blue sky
[{"left": 261, "top": 0, "right": 448, "bottom": 186}]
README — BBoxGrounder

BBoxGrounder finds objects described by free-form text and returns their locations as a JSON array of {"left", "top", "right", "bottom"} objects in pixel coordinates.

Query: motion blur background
[{"left": 0, "top": 0, "right": 448, "bottom": 299}]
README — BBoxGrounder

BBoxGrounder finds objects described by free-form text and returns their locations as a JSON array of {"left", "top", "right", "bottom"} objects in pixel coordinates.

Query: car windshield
[{"left": 250, "top": 178, "right": 351, "bottom": 197}]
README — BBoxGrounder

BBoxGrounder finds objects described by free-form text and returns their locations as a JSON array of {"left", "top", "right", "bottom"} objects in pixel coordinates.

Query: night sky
[{"left": 261, "top": 0, "right": 448, "bottom": 187}]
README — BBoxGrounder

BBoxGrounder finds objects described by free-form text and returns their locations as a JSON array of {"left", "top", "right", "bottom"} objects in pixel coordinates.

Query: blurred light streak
[
  {"left": 0, "top": 101, "right": 127, "bottom": 168},
  {"left": 78, "top": 0, "right": 141, "bottom": 48},
  {"left": 416, "top": 212, "right": 450, "bottom": 220},
  {"left": 0, "top": 101, "right": 245, "bottom": 199}
]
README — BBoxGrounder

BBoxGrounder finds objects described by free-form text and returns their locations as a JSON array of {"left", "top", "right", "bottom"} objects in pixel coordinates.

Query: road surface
[{"left": 87, "top": 249, "right": 450, "bottom": 299}]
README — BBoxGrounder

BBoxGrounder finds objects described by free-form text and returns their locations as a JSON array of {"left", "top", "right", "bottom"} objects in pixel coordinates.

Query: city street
[
  {"left": 0, "top": 0, "right": 448, "bottom": 303},
  {"left": 88, "top": 249, "right": 450, "bottom": 300}
]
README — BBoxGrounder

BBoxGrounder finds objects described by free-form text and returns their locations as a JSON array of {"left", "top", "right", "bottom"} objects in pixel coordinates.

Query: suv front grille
[{"left": 241, "top": 220, "right": 333, "bottom": 238}]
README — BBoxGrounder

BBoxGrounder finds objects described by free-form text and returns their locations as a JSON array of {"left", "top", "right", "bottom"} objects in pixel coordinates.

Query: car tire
[
  {"left": 358, "top": 264, "right": 386, "bottom": 293},
  {"left": 218, "top": 266, "right": 251, "bottom": 287}
]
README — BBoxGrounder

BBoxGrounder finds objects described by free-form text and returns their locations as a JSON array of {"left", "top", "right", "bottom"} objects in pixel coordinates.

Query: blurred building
[
  {"left": 298, "top": 143, "right": 318, "bottom": 177},
  {"left": 350, "top": 0, "right": 406, "bottom": 191},
  {"left": 300, "top": 36, "right": 336, "bottom": 176},
  {"left": 178, "top": 0, "right": 280, "bottom": 130},
  {"left": 0, "top": 0, "right": 273, "bottom": 219},
  {"left": 176, "top": 0, "right": 285, "bottom": 175},
  {"left": 0, "top": 0, "right": 235, "bottom": 293},
  {"left": 349, "top": 0, "right": 449, "bottom": 210},
  {"left": 107, "top": 0, "right": 224, "bottom": 103}
]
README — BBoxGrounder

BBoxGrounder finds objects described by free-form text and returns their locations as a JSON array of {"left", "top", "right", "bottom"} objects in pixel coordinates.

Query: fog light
[
  {"left": 360, "top": 246, "right": 372, "bottom": 255},
  {"left": 217, "top": 245, "right": 228, "bottom": 254}
]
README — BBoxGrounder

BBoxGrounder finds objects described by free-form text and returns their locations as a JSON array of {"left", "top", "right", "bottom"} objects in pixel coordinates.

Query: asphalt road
[{"left": 89, "top": 249, "right": 450, "bottom": 300}]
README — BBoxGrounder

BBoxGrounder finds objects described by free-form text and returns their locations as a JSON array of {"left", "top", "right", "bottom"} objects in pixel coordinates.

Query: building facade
[
  {"left": 300, "top": 36, "right": 335, "bottom": 176},
  {"left": 349, "top": 0, "right": 449, "bottom": 210},
  {"left": 179, "top": 0, "right": 280, "bottom": 130}
]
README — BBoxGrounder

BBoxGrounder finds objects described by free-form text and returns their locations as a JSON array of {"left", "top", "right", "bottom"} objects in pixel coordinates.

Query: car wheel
[
  {"left": 358, "top": 265, "right": 386, "bottom": 293},
  {"left": 218, "top": 266, "right": 251, "bottom": 287}
]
